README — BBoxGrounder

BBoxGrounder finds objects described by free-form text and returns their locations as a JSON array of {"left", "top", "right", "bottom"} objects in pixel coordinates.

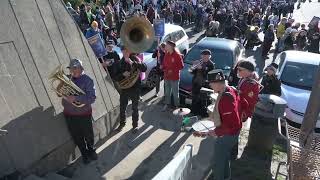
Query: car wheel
[{"left": 146, "top": 69, "right": 159, "bottom": 89}]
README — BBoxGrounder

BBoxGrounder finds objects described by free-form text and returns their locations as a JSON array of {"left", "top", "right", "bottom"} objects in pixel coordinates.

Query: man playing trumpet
[
  {"left": 62, "top": 59, "right": 97, "bottom": 164},
  {"left": 190, "top": 49, "right": 214, "bottom": 116}
]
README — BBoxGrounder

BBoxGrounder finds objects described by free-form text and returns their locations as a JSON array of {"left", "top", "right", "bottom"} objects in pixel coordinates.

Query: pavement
[{"left": 58, "top": 2, "right": 320, "bottom": 180}]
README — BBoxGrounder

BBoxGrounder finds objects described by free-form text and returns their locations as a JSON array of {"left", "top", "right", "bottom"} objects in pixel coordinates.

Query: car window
[
  {"left": 280, "top": 61, "right": 317, "bottom": 91},
  {"left": 170, "top": 30, "right": 185, "bottom": 43},
  {"left": 184, "top": 46, "right": 233, "bottom": 70}
]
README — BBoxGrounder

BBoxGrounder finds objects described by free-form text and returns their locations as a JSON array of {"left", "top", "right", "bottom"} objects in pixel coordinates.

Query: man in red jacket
[
  {"left": 194, "top": 69, "right": 242, "bottom": 180},
  {"left": 162, "top": 41, "right": 184, "bottom": 111},
  {"left": 237, "top": 61, "right": 260, "bottom": 122}
]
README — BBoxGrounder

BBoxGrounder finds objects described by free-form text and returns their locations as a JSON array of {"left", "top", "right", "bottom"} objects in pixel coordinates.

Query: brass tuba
[
  {"left": 49, "top": 65, "right": 86, "bottom": 107},
  {"left": 117, "top": 15, "right": 155, "bottom": 89}
]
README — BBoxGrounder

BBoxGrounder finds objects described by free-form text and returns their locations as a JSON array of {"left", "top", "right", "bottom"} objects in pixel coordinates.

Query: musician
[
  {"left": 100, "top": 40, "right": 121, "bottom": 92},
  {"left": 237, "top": 61, "right": 260, "bottom": 122},
  {"left": 193, "top": 69, "right": 243, "bottom": 180},
  {"left": 100, "top": 41, "right": 120, "bottom": 75},
  {"left": 113, "top": 45, "right": 147, "bottom": 134},
  {"left": 62, "top": 59, "right": 97, "bottom": 164},
  {"left": 190, "top": 49, "right": 215, "bottom": 116},
  {"left": 231, "top": 60, "right": 260, "bottom": 160}
]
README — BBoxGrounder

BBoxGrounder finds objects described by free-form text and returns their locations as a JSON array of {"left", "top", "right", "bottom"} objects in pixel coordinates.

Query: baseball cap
[{"left": 67, "top": 59, "right": 83, "bottom": 69}]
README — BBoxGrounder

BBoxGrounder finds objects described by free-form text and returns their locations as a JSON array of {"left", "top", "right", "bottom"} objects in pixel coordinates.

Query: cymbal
[{"left": 173, "top": 108, "right": 191, "bottom": 116}]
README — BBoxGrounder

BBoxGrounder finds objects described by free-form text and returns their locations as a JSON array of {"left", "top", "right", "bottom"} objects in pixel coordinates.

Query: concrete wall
[{"left": 0, "top": 0, "right": 120, "bottom": 177}]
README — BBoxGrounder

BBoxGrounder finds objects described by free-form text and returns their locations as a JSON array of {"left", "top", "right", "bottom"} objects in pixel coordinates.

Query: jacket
[
  {"left": 113, "top": 55, "right": 147, "bottom": 92},
  {"left": 214, "top": 86, "right": 242, "bottom": 136},
  {"left": 62, "top": 73, "right": 96, "bottom": 116},
  {"left": 163, "top": 51, "right": 184, "bottom": 80}
]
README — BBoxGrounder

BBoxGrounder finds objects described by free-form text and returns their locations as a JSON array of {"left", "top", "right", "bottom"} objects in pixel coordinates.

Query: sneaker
[
  {"left": 88, "top": 151, "right": 98, "bottom": 161},
  {"left": 115, "top": 124, "right": 125, "bottom": 132},
  {"left": 131, "top": 127, "right": 138, "bottom": 134},
  {"left": 161, "top": 105, "right": 168, "bottom": 112},
  {"left": 82, "top": 156, "right": 91, "bottom": 164}
]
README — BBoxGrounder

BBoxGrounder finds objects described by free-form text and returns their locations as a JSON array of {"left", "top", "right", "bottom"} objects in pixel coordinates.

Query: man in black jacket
[
  {"left": 190, "top": 49, "right": 215, "bottom": 116},
  {"left": 113, "top": 45, "right": 147, "bottom": 133}
]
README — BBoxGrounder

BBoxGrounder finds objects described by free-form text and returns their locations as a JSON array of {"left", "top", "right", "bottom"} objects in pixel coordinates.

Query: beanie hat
[{"left": 238, "top": 61, "right": 255, "bottom": 72}]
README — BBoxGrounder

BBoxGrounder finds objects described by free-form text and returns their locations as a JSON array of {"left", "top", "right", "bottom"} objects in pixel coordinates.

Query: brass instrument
[
  {"left": 117, "top": 61, "right": 141, "bottom": 89},
  {"left": 117, "top": 15, "right": 155, "bottom": 89},
  {"left": 188, "top": 60, "right": 203, "bottom": 72},
  {"left": 120, "top": 16, "right": 155, "bottom": 53},
  {"left": 49, "top": 65, "right": 86, "bottom": 107}
]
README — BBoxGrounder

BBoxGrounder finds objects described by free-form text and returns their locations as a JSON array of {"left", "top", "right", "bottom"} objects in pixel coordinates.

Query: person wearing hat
[
  {"left": 62, "top": 59, "right": 97, "bottom": 164},
  {"left": 190, "top": 49, "right": 215, "bottom": 116},
  {"left": 162, "top": 40, "right": 184, "bottom": 111},
  {"left": 113, "top": 46, "right": 147, "bottom": 133},
  {"left": 260, "top": 63, "right": 281, "bottom": 96},
  {"left": 237, "top": 60, "right": 260, "bottom": 122},
  {"left": 193, "top": 69, "right": 243, "bottom": 180}
]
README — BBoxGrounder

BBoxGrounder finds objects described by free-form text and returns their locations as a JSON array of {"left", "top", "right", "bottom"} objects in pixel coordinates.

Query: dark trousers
[
  {"left": 192, "top": 92, "right": 202, "bottom": 115},
  {"left": 120, "top": 89, "right": 140, "bottom": 128},
  {"left": 65, "top": 115, "right": 95, "bottom": 157},
  {"left": 262, "top": 42, "right": 272, "bottom": 57}
]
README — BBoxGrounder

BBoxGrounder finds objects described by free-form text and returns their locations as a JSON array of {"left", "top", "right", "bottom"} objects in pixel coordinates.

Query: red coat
[
  {"left": 238, "top": 78, "right": 260, "bottom": 121},
  {"left": 162, "top": 51, "right": 184, "bottom": 80},
  {"left": 214, "top": 86, "right": 242, "bottom": 136}
]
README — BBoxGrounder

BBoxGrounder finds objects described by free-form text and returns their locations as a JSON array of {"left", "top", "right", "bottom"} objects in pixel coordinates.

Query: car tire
[{"left": 145, "top": 69, "right": 159, "bottom": 89}]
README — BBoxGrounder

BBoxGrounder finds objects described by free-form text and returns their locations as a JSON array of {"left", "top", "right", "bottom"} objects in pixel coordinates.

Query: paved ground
[{"left": 58, "top": 2, "right": 319, "bottom": 180}]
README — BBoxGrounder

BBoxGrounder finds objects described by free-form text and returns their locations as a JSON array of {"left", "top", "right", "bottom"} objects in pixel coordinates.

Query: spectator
[
  {"left": 260, "top": 63, "right": 281, "bottom": 96},
  {"left": 262, "top": 24, "right": 275, "bottom": 58},
  {"left": 307, "top": 33, "right": 320, "bottom": 54},
  {"left": 162, "top": 41, "right": 184, "bottom": 111}
]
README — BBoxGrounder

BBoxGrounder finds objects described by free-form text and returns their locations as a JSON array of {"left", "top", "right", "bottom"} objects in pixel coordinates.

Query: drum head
[{"left": 192, "top": 120, "right": 215, "bottom": 133}]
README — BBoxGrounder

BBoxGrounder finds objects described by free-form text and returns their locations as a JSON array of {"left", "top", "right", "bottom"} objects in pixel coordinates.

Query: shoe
[
  {"left": 82, "top": 156, "right": 91, "bottom": 164},
  {"left": 161, "top": 105, "right": 168, "bottom": 112},
  {"left": 154, "top": 92, "right": 159, "bottom": 97},
  {"left": 88, "top": 151, "right": 98, "bottom": 161},
  {"left": 115, "top": 124, "right": 125, "bottom": 132},
  {"left": 131, "top": 127, "right": 138, "bottom": 134},
  {"left": 139, "top": 96, "right": 143, "bottom": 101}
]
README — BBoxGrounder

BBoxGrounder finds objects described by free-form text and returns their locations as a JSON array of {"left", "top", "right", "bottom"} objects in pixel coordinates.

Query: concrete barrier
[
  {"left": 152, "top": 144, "right": 193, "bottom": 180},
  {"left": 0, "top": 0, "right": 119, "bottom": 177}
]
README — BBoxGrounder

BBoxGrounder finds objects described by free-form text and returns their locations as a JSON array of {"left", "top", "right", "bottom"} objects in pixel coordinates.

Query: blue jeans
[
  {"left": 164, "top": 80, "right": 180, "bottom": 107},
  {"left": 213, "top": 134, "right": 239, "bottom": 180}
]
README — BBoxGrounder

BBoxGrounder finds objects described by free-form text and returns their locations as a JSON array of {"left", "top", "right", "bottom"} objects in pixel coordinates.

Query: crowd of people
[{"left": 61, "top": 0, "right": 319, "bottom": 178}]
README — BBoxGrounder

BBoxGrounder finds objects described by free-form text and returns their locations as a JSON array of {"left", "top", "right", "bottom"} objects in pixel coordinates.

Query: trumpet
[{"left": 188, "top": 59, "right": 203, "bottom": 72}]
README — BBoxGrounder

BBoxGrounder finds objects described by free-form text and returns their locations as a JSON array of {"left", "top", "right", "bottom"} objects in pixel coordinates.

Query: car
[
  {"left": 115, "top": 23, "right": 189, "bottom": 89},
  {"left": 276, "top": 51, "right": 320, "bottom": 131},
  {"left": 179, "top": 37, "right": 244, "bottom": 105}
]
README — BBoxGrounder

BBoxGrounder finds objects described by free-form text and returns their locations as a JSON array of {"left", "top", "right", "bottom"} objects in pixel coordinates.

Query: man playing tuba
[
  {"left": 62, "top": 59, "right": 97, "bottom": 164},
  {"left": 113, "top": 45, "right": 147, "bottom": 134}
]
